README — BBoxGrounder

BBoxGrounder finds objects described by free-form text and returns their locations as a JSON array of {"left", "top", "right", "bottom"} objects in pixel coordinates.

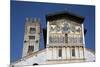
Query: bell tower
[{"left": 22, "top": 17, "right": 40, "bottom": 57}]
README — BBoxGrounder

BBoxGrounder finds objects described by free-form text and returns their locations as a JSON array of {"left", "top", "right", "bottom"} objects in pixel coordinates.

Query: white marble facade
[
  {"left": 11, "top": 12, "right": 95, "bottom": 66},
  {"left": 46, "top": 19, "right": 85, "bottom": 60},
  {"left": 46, "top": 47, "right": 84, "bottom": 60}
]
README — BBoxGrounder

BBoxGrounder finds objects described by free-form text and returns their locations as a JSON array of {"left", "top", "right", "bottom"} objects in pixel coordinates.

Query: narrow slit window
[
  {"left": 65, "top": 34, "right": 68, "bottom": 43},
  {"left": 58, "top": 48, "right": 62, "bottom": 57},
  {"left": 72, "top": 48, "right": 75, "bottom": 57}
]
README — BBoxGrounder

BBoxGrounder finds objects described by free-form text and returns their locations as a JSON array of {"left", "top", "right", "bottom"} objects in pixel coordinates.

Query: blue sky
[{"left": 11, "top": 1, "right": 95, "bottom": 62}]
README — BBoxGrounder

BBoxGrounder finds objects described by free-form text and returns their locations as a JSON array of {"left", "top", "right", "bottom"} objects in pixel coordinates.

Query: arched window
[
  {"left": 28, "top": 45, "right": 34, "bottom": 53},
  {"left": 29, "top": 36, "right": 35, "bottom": 40},
  {"left": 30, "top": 27, "right": 36, "bottom": 34}
]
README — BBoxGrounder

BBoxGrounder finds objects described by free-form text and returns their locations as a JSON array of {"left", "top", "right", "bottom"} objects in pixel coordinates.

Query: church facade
[
  {"left": 46, "top": 12, "right": 85, "bottom": 61},
  {"left": 11, "top": 11, "right": 95, "bottom": 66}
]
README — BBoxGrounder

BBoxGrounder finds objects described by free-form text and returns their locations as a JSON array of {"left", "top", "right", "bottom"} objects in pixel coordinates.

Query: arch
[
  {"left": 33, "top": 63, "right": 39, "bottom": 65},
  {"left": 11, "top": 65, "right": 14, "bottom": 67}
]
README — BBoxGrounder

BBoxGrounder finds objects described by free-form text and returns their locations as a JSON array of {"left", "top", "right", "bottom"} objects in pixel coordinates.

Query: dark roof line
[{"left": 46, "top": 11, "right": 85, "bottom": 24}]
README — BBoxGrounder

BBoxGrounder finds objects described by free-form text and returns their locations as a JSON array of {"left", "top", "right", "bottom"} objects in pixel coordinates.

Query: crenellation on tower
[{"left": 22, "top": 17, "right": 40, "bottom": 57}]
